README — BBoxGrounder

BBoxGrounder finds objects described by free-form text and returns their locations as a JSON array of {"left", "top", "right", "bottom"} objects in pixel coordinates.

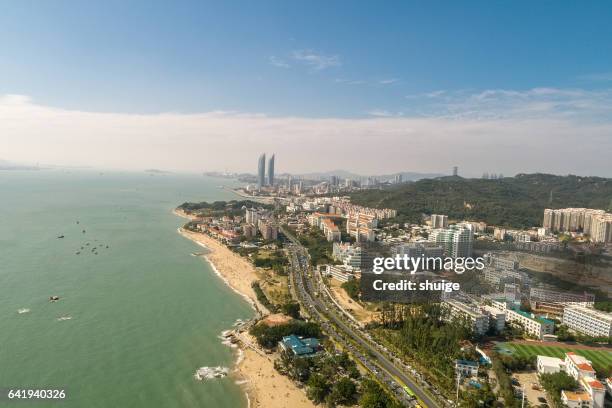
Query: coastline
[{"left": 173, "top": 208, "right": 315, "bottom": 408}]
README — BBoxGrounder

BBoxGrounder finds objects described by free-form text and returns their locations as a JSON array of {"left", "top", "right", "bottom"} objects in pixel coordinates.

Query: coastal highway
[{"left": 281, "top": 227, "right": 445, "bottom": 408}]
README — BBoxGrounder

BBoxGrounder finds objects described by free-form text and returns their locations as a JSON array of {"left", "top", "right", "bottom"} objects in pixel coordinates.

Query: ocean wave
[
  {"left": 17, "top": 308, "right": 30, "bottom": 314},
  {"left": 57, "top": 315, "right": 72, "bottom": 321},
  {"left": 194, "top": 366, "right": 229, "bottom": 381}
]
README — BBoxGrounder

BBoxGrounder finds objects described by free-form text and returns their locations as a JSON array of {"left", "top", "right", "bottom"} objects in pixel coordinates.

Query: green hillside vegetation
[
  {"left": 350, "top": 174, "right": 612, "bottom": 229},
  {"left": 178, "top": 200, "right": 273, "bottom": 216}
]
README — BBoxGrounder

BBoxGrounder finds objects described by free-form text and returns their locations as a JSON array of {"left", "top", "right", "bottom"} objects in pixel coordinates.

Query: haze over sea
[{"left": 0, "top": 170, "right": 253, "bottom": 408}]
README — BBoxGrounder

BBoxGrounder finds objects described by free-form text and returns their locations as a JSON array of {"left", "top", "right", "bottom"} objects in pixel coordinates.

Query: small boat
[
  {"left": 49, "top": 296, "right": 60, "bottom": 302},
  {"left": 105, "top": 245, "right": 109, "bottom": 249},
  {"left": 76, "top": 251, "right": 80, "bottom": 255},
  {"left": 57, "top": 235, "right": 65, "bottom": 239},
  {"left": 82, "top": 230, "right": 86, "bottom": 233}
]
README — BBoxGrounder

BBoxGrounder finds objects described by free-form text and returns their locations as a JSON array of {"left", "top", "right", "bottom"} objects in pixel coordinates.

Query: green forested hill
[{"left": 349, "top": 174, "right": 612, "bottom": 228}]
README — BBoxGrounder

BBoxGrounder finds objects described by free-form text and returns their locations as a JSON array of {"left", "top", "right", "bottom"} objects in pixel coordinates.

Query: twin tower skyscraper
[{"left": 257, "top": 153, "right": 275, "bottom": 189}]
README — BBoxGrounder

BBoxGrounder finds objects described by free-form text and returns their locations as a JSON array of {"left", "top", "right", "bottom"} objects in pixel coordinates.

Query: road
[{"left": 281, "top": 227, "right": 446, "bottom": 408}]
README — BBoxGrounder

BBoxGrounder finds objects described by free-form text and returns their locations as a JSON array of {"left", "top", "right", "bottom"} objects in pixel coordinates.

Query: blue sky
[
  {"left": 2, "top": 1, "right": 612, "bottom": 117},
  {"left": 1, "top": 1, "right": 611, "bottom": 176}
]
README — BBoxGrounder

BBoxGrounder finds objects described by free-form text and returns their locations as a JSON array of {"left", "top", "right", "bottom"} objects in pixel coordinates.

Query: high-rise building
[
  {"left": 431, "top": 214, "right": 448, "bottom": 229},
  {"left": 542, "top": 208, "right": 612, "bottom": 243},
  {"left": 267, "top": 154, "right": 275, "bottom": 186},
  {"left": 452, "top": 166, "right": 458, "bottom": 176},
  {"left": 257, "top": 153, "right": 266, "bottom": 189},
  {"left": 429, "top": 223, "right": 474, "bottom": 258}
]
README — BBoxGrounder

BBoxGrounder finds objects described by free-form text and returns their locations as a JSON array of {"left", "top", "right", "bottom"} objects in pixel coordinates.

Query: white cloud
[
  {"left": 379, "top": 78, "right": 399, "bottom": 85},
  {"left": 292, "top": 50, "right": 341, "bottom": 70},
  {"left": 335, "top": 78, "right": 366, "bottom": 85},
  {"left": 269, "top": 56, "right": 290, "bottom": 68},
  {"left": 1, "top": 92, "right": 611, "bottom": 177}
]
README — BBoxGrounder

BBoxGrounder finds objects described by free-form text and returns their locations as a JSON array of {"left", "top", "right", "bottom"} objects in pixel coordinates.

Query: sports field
[{"left": 497, "top": 342, "right": 612, "bottom": 373}]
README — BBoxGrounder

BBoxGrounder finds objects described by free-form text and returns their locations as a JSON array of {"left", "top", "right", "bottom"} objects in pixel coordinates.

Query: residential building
[
  {"left": 346, "top": 212, "right": 376, "bottom": 242},
  {"left": 564, "top": 353, "right": 605, "bottom": 408},
  {"left": 543, "top": 208, "right": 612, "bottom": 243},
  {"left": 257, "top": 220, "right": 278, "bottom": 240},
  {"left": 332, "top": 242, "right": 363, "bottom": 268},
  {"left": 455, "top": 360, "right": 479, "bottom": 377},
  {"left": 537, "top": 356, "right": 564, "bottom": 375},
  {"left": 484, "top": 253, "right": 519, "bottom": 270},
  {"left": 505, "top": 308, "right": 555, "bottom": 339},
  {"left": 480, "top": 305, "right": 506, "bottom": 333},
  {"left": 530, "top": 287, "right": 596, "bottom": 305},
  {"left": 325, "top": 265, "right": 358, "bottom": 283},
  {"left": 391, "top": 242, "right": 444, "bottom": 268},
  {"left": 561, "top": 391, "right": 593, "bottom": 408},
  {"left": 443, "top": 300, "right": 489, "bottom": 335},
  {"left": 429, "top": 224, "right": 474, "bottom": 258},
  {"left": 563, "top": 305, "right": 612, "bottom": 338},
  {"left": 431, "top": 214, "right": 448, "bottom": 229}
]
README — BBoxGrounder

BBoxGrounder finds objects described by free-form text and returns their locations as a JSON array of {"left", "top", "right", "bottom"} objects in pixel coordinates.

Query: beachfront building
[
  {"left": 505, "top": 308, "right": 555, "bottom": 340},
  {"left": 279, "top": 335, "right": 321, "bottom": 357},
  {"left": 562, "top": 305, "right": 612, "bottom": 338},
  {"left": 443, "top": 300, "right": 489, "bottom": 336}
]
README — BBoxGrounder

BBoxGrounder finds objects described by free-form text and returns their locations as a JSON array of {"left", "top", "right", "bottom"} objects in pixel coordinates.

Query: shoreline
[{"left": 173, "top": 208, "right": 315, "bottom": 408}]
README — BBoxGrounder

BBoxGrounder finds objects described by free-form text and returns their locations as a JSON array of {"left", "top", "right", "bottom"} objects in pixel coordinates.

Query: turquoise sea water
[{"left": 0, "top": 170, "right": 253, "bottom": 408}]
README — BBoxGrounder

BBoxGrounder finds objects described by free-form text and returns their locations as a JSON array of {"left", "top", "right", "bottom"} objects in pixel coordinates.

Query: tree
[
  {"left": 326, "top": 377, "right": 357, "bottom": 407},
  {"left": 359, "top": 379, "right": 400, "bottom": 408},
  {"left": 306, "top": 373, "right": 331, "bottom": 404},
  {"left": 281, "top": 302, "right": 300, "bottom": 319}
]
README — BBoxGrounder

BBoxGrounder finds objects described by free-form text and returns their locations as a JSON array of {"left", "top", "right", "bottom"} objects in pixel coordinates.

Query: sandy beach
[{"left": 174, "top": 209, "right": 315, "bottom": 408}]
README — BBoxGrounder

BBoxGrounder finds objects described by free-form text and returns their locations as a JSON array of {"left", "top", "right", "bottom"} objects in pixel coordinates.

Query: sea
[{"left": 0, "top": 169, "right": 254, "bottom": 408}]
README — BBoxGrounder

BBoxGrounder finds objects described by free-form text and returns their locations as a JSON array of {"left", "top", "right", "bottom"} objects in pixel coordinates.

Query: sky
[{"left": 1, "top": 1, "right": 612, "bottom": 177}]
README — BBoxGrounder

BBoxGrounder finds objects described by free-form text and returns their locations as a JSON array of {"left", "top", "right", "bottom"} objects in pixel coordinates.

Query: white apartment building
[
  {"left": 564, "top": 353, "right": 606, "bottom": 408},
  {"left": 332, "top": 242, "right": 362, "bottom": 268},
  {"left": 530, "top": 287, "right": 595, "bottom": 305},
  {"left": 563, "top": 305, "right": 612, "bottom": 338},
  {"left": 543, "top": 208, "right": 612, "bottom": 243},
  {"left": 505, "top": 308, "right": 555, "bottom": 339},
  {"left": 443, "top": 300, "right": 489, "bottom": 335},
  {"left": 480, "top": 305, "right": 506, "bottom": 333},
  {"left": 325, "top": 265, "right": 358, "bottom": 283},
  {"left": 429, "top": 224, "right": 474, "bottom": 258},
  {"left": 537, "top": 355, "right": 564, "bottom": 375}
]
